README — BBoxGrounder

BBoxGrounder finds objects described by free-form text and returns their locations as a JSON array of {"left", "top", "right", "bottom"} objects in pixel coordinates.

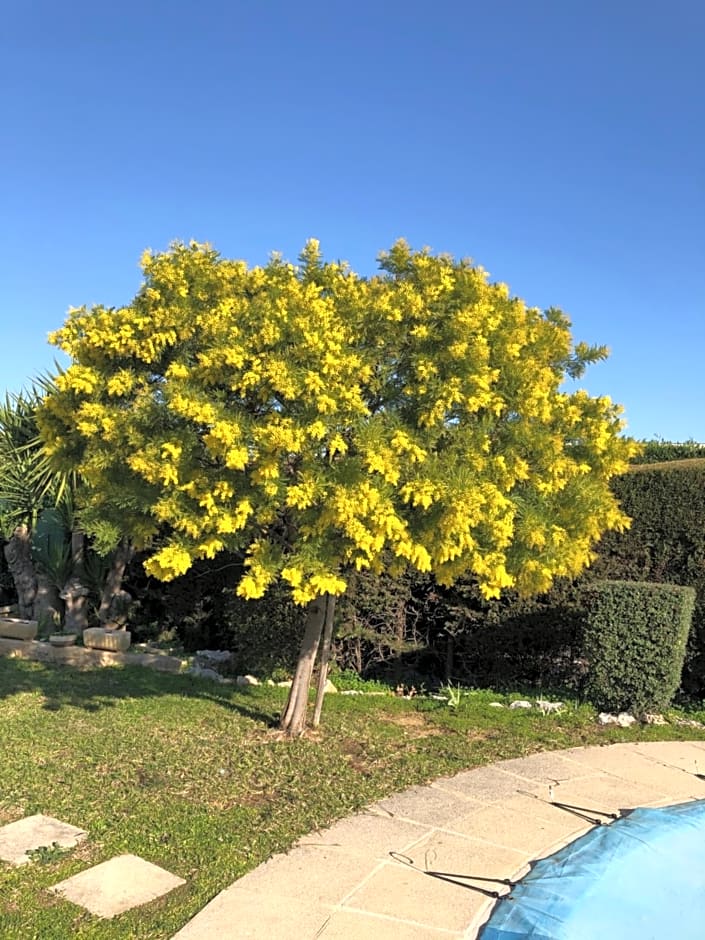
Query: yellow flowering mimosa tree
[{"left": 39, "top": 239, "right": 637, "bottom": 734}]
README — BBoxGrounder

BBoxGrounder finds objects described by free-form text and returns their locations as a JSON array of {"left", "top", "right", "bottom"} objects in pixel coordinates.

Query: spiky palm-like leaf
[{"left": 0, "top": 381, "right": 78, "bottom": 534}]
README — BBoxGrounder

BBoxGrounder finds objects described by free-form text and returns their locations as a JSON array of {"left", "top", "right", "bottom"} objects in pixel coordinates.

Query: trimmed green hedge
[
  {"left": 635, "top": 440, "right": 705, "bottom": 464},
  {"left": 583, "top": 580, "right": 694, "bottom": 714},
  {"left": 592, "top": 459, "right": 705, "bottom": 694}
]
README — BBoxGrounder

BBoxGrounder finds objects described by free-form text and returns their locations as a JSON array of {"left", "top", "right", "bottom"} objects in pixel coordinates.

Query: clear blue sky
[{"left": 2, "top": 0, "right": 703, "bottom": 441}]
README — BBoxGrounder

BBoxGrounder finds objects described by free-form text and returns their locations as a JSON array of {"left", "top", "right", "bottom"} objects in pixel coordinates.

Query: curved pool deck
[{"left": 171, "top": 740, "right": 705, "bottom": 939}]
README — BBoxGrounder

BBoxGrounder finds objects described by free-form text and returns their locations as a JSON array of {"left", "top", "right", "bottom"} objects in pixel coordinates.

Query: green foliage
[
  {"left": 0, "top": 389, "right": 60, "bottom": 533},
  {"left": 219, "top": 582, "right": 305, "bottom": 677},
  {"left": 583, "top": 580, "right": 695, "bottom": 714},
  {"left": 635, "top": 440, "right": 705, "bottom": 464},
  {"left": 433, "top": 577, "right": 586, "bottom": 690},
  {"left": 25, "top": 841, "right": 71, "bottom": 865},
  {"left": 434, "top": 457, "right": 705, "bottom": 696},
  {"left": 335, "top": 566, "right": 424, "bottom": 676},
  {"left": 31, "top": 507, "right": 73, "bottom": 589},
  {"left": 40, "top": 239, "right": 636, "bottom": 610},
  {"left": 591, "top": 459, "right": 705, "bottom": 694},
  {"left": 127, "top": 551, "right": 241, "bottom": 646},
  {"left": 0, "top": 548, "right": 15, "bottom": 604}
]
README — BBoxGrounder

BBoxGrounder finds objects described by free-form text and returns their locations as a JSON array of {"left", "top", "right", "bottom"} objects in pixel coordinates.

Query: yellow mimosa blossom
[{"left": 38, "top": 237, "right": 635, "bottom": 608}]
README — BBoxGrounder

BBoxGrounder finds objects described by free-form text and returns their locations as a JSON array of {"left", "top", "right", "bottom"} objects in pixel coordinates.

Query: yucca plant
[{"left": 0, "top": 381, "right": 80, "bottom": 621}]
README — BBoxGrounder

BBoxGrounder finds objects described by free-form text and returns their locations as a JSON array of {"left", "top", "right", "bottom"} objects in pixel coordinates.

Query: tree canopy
[
  {"left": 39, "top": 239, "right": 637, "bottom": 732},
  {"left": 40, "top": 239, "right": 636, "bottom": 603}
]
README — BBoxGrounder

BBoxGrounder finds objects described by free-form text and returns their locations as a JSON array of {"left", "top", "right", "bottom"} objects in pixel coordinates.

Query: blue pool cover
[{"left": 480, "top": 799, "right": 705, "bottom": 939}]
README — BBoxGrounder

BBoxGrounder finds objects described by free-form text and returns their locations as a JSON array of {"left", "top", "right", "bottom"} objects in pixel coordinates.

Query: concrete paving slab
[
  {"left": 297, "top": 811, "right": 430, "bottom": 857},
  {"left": 232, "top": 844, "right": 383, "bottom": 905},
  {"left": 533, "top": 773, "right": 667, "bottom": 817},
  {"left": 341, "top": 859, "right": 497, "bottom": 933},
  {"left": 494, "top": 750, "right": 600, "bottom": 783},
  {"left": 445, "top": 801, "right": 590, "bottom": 856},
  {"left": 319, "top": 908, "right": 463, "bottom": 938},
  {"left": 0, "top": 814, "right": 87, "bottom": 865},
  {"left": 632, "top": 740, "right": 705, "bottom": 773},
  {"left": 373, "top": 784, "right": 483, "bottom": 826},
  {"left": 431, "top": 766, "right": 531, "bottom": 803},
  {"left": 565, "top": 743, "right": 705, "bottom": 799},
  {"left": 572, "top": 741, "right": 705, "bottom": 795},
  {"left": 343, "top": 833, "right": 526, "bottom": 933},
  {"left": 483, "top": 792, "right": 595, "bottom": 824},
  {"left": 404, "top": 829, "right": 529, "bottom": 884},
  {"left": 50, "top": 853, "right": 186, "bottom": 918},
  {"left": 171, "top": 886, "right": 330, "bottom": 939}
]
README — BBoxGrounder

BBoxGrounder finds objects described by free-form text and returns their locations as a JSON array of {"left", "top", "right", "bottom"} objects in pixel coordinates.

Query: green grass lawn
[{"left": 2, "top": 658, "right": 705, "bottom": 939}]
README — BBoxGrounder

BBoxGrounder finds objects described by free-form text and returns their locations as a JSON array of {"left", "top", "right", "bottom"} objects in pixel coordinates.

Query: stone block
[
  {"left": 0, "top": 814, "right": 87, "bottom": 865},
  {"left": 82, "top": 628, "right": 131, "bottom": 652},
  {"left": 0, "top": 618, "right": 38, "bottom": 641},
  {"left": 50, "top": 853, "right": 185, "bottom": 918}
]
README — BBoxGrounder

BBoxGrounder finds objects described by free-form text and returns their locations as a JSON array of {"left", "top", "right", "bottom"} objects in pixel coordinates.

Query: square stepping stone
[
  {"left": 50, "top": 853, "right": 186, "bottom": 918},
  {"left": 0, "top": 814, "right": 87, "bottom": 865}
]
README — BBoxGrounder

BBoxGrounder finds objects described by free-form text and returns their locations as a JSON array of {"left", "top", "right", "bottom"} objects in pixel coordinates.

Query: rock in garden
[
  {"left": 235, "top": 674, "right": 260, "bottom": 686},
  {"left": 188, "top": 665, "right": 225, "bottom": 682},
  {"left": 598, "top": 711, "right": 636, "bottom": 726},
  {"left": 537, "top": 700, "right": 564, "bottom": 714},
  {"left": 643, "top": 713, "right": 668, "bottom": 725},
  {"left": 489, "top": 702, "right": 505, "bottom": 708},
  {"left": 617, "top": 712, "right": 637, "bottom": 726},
  {"left": 509, "top": 700, "right": 533, "bottom": 709},
  {"left": 195, "top": 650, "right": 232, "bottom": 664}
]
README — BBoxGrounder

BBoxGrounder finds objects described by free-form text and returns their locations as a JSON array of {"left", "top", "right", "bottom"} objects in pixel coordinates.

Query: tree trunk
[
  {"left": 71, "top": 529, "right": 85, "bottom": 576},
  {"left": 3, "top": 525, "right": 37, "bottom": 618},
  {"left": 98, "top": 538, "right": 134, "bottom": 625},
  {"left": 280, "top": 597, "right": 327, "bottom": 736},
  {"left": 63, "top": 529, "right": 91, "bottom": 633},
  {"left": 445, "top": 635, "right": 454, "bottom": 682},
  {"left": 312, "top": 594, "right": 336, "bottom": 728}
]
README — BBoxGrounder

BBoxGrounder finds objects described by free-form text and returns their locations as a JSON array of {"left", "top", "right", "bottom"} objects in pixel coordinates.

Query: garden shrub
[
  {"left": 591, "top": 459, "right": 705, "bottom": 694},
  {"left": 127, "top": 550, "right": 243, "bottom": 647},
  {"left": 583, "top": 579, "right": 695, "bottom": 714},
  {"left": 219, "top": 582, "right": 304, "bottom": 678},
  {"left": 417, "top": 576, "right": 586, "bottom": 690}
]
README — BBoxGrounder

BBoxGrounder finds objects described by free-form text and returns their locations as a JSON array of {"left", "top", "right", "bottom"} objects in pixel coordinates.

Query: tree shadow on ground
[{"left": 0, "top": 656, "right": 279, "bottom": 726}]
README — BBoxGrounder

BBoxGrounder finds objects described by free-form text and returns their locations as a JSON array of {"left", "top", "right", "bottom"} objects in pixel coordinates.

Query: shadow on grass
[{"left": 0, "top": 656, "right": 280, "bottom": 726}]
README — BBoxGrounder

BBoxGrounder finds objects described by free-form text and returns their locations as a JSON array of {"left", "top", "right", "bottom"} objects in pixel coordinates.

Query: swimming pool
[{"left": 480, "top": 799, "right": 705, "bottom": 939}]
